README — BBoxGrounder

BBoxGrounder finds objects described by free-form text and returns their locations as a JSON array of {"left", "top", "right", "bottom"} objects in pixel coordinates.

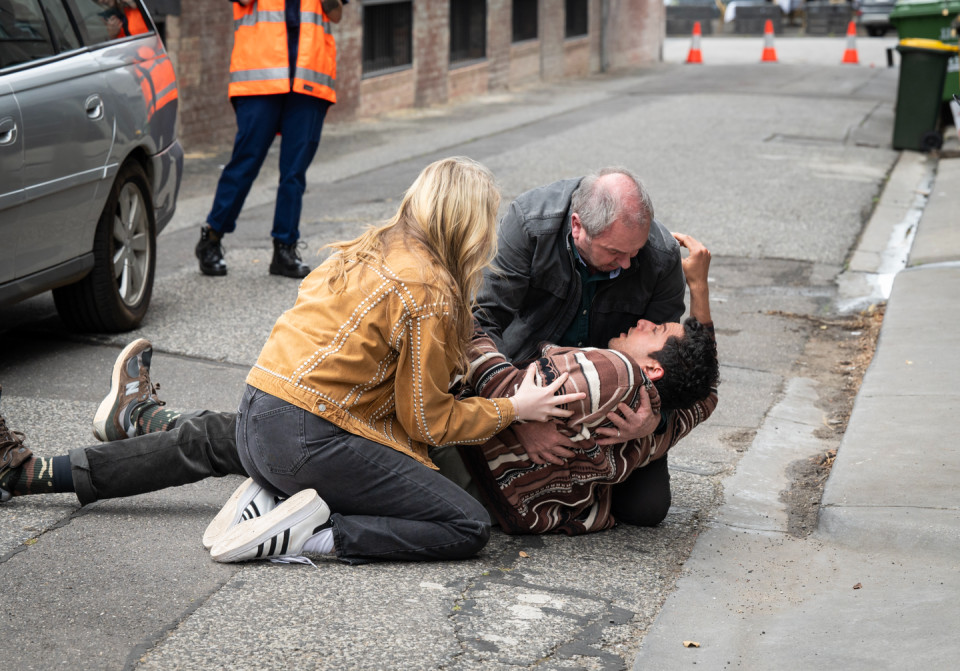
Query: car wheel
[
  {"left": 53, "top": 161, "right": 156, "bottom": 332},
  {"left": 867, "top": 27, "right": 881, "bottom": 37}
]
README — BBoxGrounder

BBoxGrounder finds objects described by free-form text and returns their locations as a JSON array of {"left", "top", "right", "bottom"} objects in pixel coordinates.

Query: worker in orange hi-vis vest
[{"left": 196, "top": 0, "right": 344, "bottom": 279}]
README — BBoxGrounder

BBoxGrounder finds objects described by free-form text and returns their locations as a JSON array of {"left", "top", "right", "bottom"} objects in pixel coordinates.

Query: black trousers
[{"left": 69, "top": 408, "right": 672, "bottom": 527}]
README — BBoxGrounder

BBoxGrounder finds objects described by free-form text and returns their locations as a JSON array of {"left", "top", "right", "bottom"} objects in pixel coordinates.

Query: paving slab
[
  {"left": 632, "top": 524, "right": 960, "bottom": 671},
  {"left": 909, "top": 157, "right": 960, "bottom": 267}
]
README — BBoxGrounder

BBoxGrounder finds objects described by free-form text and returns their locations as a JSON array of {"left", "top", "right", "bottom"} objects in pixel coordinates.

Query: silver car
[{"left": 0, "top": 0, "right": 182, "bottom": 331}]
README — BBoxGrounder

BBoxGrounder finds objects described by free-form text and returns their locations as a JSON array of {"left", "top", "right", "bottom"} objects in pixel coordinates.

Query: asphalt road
[{"left": 0, "top": 56, "right": 898, "bottom": 671}]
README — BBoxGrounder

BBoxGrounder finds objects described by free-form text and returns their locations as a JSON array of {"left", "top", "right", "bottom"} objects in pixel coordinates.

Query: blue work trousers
[{"left": 206, "top": 92, "right": 331, "bottom": 245}]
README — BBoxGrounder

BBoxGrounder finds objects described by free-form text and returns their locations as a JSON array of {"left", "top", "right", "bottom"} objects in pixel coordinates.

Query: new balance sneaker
[
  {"left": 93, "top": 339, "right": 162, "bottom": 442},
  {"left": 0, "top": 384, "right": 32, "bottom": 503},
  {"left": 202, "top": 478, "right": 284, "bottom": 550},
  {"left": 210, "top": 489, "right": 330, "bottom": 563}
]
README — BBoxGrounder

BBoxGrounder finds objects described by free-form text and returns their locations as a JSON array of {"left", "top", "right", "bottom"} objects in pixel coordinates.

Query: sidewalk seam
[{"left": 822, "top": 504, "right": 960, "bottom": 511}]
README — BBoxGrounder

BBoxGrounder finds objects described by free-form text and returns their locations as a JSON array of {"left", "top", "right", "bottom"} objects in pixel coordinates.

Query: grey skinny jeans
[{"left": 235, "top": 385, "right": 490, "bottom": 563}]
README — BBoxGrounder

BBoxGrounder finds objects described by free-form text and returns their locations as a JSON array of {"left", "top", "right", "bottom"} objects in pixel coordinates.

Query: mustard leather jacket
[{"left": 247, "top": 246, "right": 516, "bottom": 470}]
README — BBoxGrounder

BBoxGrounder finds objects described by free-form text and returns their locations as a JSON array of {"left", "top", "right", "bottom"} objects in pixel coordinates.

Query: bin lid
[
  {"left": 898, "top": 37, "right": 960, "bottom": 50},
  {"left": 891, "top": 0, "right": 960, "bottom": 20}
]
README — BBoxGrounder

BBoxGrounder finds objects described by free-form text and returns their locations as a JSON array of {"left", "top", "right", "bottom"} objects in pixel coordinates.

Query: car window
[
  {"left": 39, "top": 0, "right": 81, "bottom": 52},
  {"left": 0, "top": 0, "right": 56, "bottom": 69},
  {"left": 68, "top": 0, "right": 150, "bottom": 46}
]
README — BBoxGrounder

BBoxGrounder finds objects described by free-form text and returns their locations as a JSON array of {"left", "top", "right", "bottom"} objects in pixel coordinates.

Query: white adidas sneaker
[
  {"left": 210, "top": 489, "right": 331, "bottom": 563},
  {"left": 202, "top": 478, "right": 284, "bottom": 550}
]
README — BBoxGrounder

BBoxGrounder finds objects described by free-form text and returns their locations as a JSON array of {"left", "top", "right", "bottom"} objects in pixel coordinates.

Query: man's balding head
[
  {"left": 571, "top": 167, "right": 654, "bottom": 237},
  {"left": 570, "top": 168, "right": 655, "bottom": 273}
]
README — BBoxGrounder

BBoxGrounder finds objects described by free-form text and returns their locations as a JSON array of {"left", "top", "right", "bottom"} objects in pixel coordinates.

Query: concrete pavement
[
  {"left": 0, "top": 57, "right": 908, "bottom": 670},
  {"left": 633, "top": 159, "right": 960, "bottom": 669}
]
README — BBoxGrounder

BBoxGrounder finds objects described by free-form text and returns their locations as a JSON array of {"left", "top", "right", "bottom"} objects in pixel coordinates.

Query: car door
[
  {"left": 0, "top": 81, "right": 23, "bottom": 283},
  {"left": 7, "top": 0, "right": 113, "bottom": 278}
]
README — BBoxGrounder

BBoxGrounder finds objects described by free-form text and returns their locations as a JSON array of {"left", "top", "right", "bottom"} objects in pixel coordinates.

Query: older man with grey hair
[{"left": 474, "top": 167, "right": 686, "bottom": 527}]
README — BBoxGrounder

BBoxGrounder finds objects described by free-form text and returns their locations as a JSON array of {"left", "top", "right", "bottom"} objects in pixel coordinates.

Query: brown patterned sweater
[{"left": 458, "top": 326, "right": 718, "bottom": 535}]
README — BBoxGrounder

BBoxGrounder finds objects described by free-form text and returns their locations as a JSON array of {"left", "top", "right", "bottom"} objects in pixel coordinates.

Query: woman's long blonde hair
[{"left": 323, "top": 157, "right": 500, "bottom": 372}]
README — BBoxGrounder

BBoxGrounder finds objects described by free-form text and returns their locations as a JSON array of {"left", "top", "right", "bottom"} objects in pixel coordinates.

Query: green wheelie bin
[
  {"left": 893, "top": 38, "right": 960, "bottom": 151},
  {"left": 890, "top": 0, "right": 960, "bottom": 103}
]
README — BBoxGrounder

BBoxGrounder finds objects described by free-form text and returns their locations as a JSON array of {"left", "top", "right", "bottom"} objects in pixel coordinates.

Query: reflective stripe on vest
[
  {"left": 233, "top": 9, "right": 285, "bottom": 29},
  {"left": 299, "top": 11, "right": 331, "bottom": 31},
  {"left": 228, "top": 0, "right": 336, "bottom": 104},
  {"left": 231, "top": 67, "right": 290, "bottom": 83},
  {"left": 134, "top": 46, "right": 179, "bottom": 121},
  {"left": 293, "top": 67, "right": 334, "bottom": 88}
]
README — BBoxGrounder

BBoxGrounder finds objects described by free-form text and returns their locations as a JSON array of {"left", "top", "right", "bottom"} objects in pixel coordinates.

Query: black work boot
[
  {"left": 0, "top": 384, "right": 32, "bottom": 503},
  {"left": 196, "top": 226, "right": 227, "bottom": 276},
  {"left": 269, "top": 239, "right": 311, "bottom": 278}
]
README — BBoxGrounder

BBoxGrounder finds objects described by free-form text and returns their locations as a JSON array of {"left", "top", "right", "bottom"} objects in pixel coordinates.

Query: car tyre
[{"left": 53, "top": 161, "right": 156, "bottom": 332}]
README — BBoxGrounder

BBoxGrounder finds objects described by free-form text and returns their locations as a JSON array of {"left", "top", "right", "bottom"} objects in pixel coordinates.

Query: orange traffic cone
[
  {"left": 841, "top": 21, "right": 859, "bottom": 64},
  {"left": 761, "top": 20, "right": 778, "bottom": 63},
  {"left": 686, "top": 21, "right": 703, "bottom": 64}
]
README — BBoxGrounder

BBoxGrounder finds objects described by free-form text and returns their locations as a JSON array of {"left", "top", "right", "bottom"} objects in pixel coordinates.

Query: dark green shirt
[{"left": 558, "top": 242, "right": 621, "bottom": 348}]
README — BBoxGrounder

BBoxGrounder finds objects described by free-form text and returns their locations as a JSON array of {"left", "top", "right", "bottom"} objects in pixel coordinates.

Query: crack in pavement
[
  {"left": 446, "top": 569, "right": 635, "bottom": 670},
  {"left": 0, "top": 501, "right": 96, "bottom": 564},
  {"left": 122, "top": 570, "right": 239, "bottom": 671}
]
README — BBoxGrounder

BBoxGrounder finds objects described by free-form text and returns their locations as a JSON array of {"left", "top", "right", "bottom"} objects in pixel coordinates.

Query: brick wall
[
  {"left": 509, "top": 40, "right": 541, "bottom": 86},
  {"left": 540, "top": 0, "right": 566, "bottom": 82},
  {"left": 176, "top": 0, "right": 235, "bottom": 149},
  {"left": 589, "top": 0, "right": 602, "bottom": 72},
  {"left": 172, "top": 0, "right": 664, "bottom": 149},
  {"left": 605, "top": 0, "right": 664, "bottom": 69},
  {"left": 359, "top": 69, "right": 416, "bottom": 117},
  {"left": 414, "top": 0, "right": 450, "bottom": 107},
  {"left": 449, "top": 61, "right": 490, "bottom": 100},
  {"left": 487, "top": 0, "right": 512, "bottom": 91},
  {"left": 563, "top": 38, "right": 591, "bottom": 78},
  {"left": 328, "top": 2, "right": 362, "bottom": 123}
]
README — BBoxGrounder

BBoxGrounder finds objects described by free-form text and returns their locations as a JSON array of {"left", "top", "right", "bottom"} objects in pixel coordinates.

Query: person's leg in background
[
  {"left": 0, "top": 339, "right": 247, "bottom": 506},
  {"left": 197, "top": 94, "right": 284, "bottom": 276},
  {"left": 267, "top": 93, "right": 332, "bottom": 278},
  {"left": 609, "top": 454, "right": 672, "bottom": 527}
]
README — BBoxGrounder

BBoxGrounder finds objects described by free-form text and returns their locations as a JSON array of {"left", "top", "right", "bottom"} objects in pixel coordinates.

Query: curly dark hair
[{"left": 649, "top": 317, "right": 719, "bottom": 411}]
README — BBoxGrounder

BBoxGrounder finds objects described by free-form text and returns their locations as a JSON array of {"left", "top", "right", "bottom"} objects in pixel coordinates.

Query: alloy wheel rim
[{"left": 112, "top": 183, "right": 151, "bottom": 308}]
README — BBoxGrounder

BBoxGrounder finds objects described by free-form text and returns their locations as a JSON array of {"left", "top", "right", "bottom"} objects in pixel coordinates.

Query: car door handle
[
  {"left": 0, "top": 117, "right": 16, "bottom": 146},
  {"left": 85, "top": 94, "right": 104, "bottom": 120}
]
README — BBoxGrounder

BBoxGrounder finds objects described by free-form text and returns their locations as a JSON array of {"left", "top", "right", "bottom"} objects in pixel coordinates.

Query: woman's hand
[{"left": 510, "top": 367, "right": 586, "bottom": 423}]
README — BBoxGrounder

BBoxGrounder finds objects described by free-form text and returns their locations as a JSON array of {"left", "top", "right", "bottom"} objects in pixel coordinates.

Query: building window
[
  {"left": 362, "top": 1, "right": 413, "bottom": 76},
  {"left": 450, "top": 0, "right": 486, "bottom": 66},
  {"left": 565, "top": 0, "right": 588, "bottom": 38},
  {"left": 512, "top": 0, "right": 537, "bottom": 43}
]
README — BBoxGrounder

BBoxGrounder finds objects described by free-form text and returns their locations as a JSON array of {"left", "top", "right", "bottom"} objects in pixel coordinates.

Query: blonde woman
[{"left": 207, "top": 158, "right": 584, "bottom": 564}]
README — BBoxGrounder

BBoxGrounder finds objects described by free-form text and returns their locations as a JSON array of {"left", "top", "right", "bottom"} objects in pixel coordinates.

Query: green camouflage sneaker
[
  {"left": 0, "top": 384, "right": 32, "bottom": 502},
  {"left": 92, "top": 339, "right": 162, "bottom": 442}
]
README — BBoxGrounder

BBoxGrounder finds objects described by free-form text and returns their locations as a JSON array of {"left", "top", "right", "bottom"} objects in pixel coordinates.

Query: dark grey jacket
[{"left": 475, "top": 178, "right": 686, "bottom": 362}]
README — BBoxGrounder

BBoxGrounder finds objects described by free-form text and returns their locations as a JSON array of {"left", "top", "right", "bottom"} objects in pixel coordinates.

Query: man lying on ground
[
  {"left": 0, "top": 235, "right": 717, "bottom": 556},
  {"left": 438, "top": 232, "right": 717, "bottom": 535}
]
